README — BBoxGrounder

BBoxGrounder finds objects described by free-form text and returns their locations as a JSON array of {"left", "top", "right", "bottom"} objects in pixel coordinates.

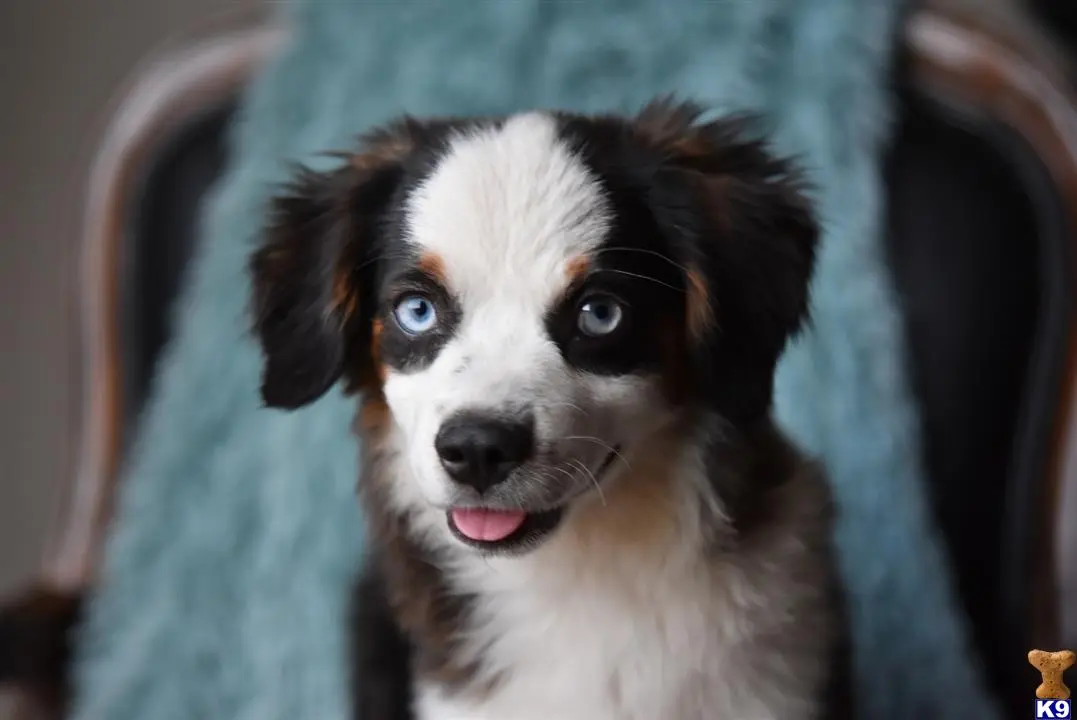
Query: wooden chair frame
[
  {"left": 45, "top": 9, "right": 286, "bottom": 594},
  {"left": 905, "top": 3, "right": 1077, "bottom": 653}
]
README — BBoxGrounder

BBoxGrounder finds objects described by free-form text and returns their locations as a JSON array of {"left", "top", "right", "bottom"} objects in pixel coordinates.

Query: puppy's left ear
[
  {"left": 250, "top": 144, "right": 406, "bottom": 409},
  {"left": 639, "top": 100, "right": 819, "bottom": 423}
]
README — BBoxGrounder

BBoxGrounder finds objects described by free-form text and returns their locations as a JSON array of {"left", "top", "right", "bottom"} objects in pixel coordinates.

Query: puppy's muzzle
[{"left": 434, "top": 410, "right": 535, "bottom": 493}]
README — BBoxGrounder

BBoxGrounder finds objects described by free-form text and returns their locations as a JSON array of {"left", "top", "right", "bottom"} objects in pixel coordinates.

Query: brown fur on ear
[
  {"left": 684, "top": 268, "right": 716, "bottom": 342},
  {"left": 634, "top": 96, "right": 819, "bottom": 423},
  {"left": 354, "top": 116, "right": 424, "bottom": 166},
  {"left": 250, "top": 129, "right": 416, "bottom": 410},
  {"left": 369, "top": 319, "right": 388, "bottom": 385},
  {"left": 634, "top": 97, "right": 713, "bottom": 160},
  {"left": 331, "top": 265, "right": 361, "bottom": 322}
]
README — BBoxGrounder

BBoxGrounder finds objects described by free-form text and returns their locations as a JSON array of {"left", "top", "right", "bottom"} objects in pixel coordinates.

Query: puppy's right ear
[{"left": 250, "top": 147, "right": 405, "bottom": 409}]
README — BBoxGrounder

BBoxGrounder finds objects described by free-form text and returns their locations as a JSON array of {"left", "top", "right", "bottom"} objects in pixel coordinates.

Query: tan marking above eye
[
  {"left": 685, "top": 269, "right": 716, "bottom": 341},
  {"left": 416, "top": 251, "right": 448, "bottom": 286},
  {"left": 564, "top": 254, "right": 591, "bottom": 284}
]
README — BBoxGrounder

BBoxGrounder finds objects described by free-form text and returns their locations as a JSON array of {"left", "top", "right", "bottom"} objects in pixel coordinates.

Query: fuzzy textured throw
[{"left": 71, "top": 1, "right": 1001, "bottom": 718}]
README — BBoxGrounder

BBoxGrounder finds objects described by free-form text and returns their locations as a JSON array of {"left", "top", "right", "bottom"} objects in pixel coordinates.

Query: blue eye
[
  {"left": 393, "top": 294, "right": 438, "bottom": 335},
  {"left": 577, "top": 295, "right": 624, "bottom": 336}
]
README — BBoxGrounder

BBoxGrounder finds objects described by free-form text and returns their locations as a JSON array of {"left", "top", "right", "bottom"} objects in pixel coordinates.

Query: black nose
[{"left": 434, "top": 411, "right": 535, "bottom": 492}]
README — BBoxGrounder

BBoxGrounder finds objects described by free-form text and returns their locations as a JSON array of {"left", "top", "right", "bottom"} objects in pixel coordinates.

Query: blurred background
[
  {"left": 0, "top": 0, "right": 1075, "bottom": 718},
  {"left": 0, "top": 0, "right": 262, "bottom": 599}
]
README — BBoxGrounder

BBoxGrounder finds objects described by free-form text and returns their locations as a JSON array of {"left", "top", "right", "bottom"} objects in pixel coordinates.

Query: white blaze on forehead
[
  {"left": 384, "top": 113, "right": 624, "bottom": 512},
  {"left": 405, "top": 112, "right": 610, "bottom": 307}
]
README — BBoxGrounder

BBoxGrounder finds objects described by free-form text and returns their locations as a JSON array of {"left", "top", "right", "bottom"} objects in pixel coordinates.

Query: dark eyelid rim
[
  {"left": 563, "top": 273, "right": 633, "bottom": 315},
  {"left": 578, "top": 288, "right": 630, "bottom": 312}
]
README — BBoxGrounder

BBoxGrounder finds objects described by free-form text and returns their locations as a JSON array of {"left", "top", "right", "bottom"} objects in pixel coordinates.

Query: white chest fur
[{"left": 412, "top": 458, "right": 835, "bottom": 720}]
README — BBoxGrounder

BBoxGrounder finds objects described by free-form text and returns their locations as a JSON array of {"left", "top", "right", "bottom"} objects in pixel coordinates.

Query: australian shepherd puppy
[{"left": 249, "top": 98, "right": 849, "bottom": 720}]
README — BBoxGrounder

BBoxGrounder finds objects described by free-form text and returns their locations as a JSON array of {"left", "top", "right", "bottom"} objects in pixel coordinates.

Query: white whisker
[
  {"left": 558, "top": 436, "right": 632, "bottom": 471},
  {"left": 594, "top": 246, "right": 692, "bottom": 275},
  {"left": 542, "top": 400, "right": 588, "bottom": 417},
  {"left": 570, "top": 458, "right": 606, "bottom": 507},
  {"left": 589, "top": 268, "right": 684, "bottom": 293}
]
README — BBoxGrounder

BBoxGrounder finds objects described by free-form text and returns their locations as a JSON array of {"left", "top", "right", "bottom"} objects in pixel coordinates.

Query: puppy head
[{"left": 250, "top": 99, "right": 817, "bottom": 554}]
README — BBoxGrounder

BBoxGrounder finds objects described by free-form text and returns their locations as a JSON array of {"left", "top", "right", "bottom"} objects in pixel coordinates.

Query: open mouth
[{"left": 446, "top": 445, "right": 621, "bottom": 553}]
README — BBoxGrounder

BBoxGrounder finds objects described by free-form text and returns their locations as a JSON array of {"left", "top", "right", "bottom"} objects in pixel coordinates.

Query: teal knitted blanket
[{"left": 71, "top": 1, "right": 1002, "bottom": 718}]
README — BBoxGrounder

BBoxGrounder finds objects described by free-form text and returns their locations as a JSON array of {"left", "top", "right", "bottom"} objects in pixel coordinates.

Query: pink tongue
[{"left": 451, "top": 508, "right": 527, "bottom": 542}]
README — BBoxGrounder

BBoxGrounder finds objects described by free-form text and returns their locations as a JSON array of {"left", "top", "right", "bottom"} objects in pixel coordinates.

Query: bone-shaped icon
[{"left": 1029, "top": 649, "right": 1076, "bottom": 700}]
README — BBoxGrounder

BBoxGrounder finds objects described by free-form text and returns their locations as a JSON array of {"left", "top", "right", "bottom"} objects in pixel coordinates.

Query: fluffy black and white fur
[{"left": 250, "top": 98, "right": 850, "bottom": 720}]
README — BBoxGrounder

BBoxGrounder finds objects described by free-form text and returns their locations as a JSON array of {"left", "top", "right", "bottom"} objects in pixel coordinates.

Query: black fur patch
[
  {"left": 350, "top": 564, "right": 414, "bottom": 720},
  {"left": 250, "top": 161, "right": 400, "bottom": 408},
  {"left": 556, "top": 99, "right": 818, "bottom": 425}
]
